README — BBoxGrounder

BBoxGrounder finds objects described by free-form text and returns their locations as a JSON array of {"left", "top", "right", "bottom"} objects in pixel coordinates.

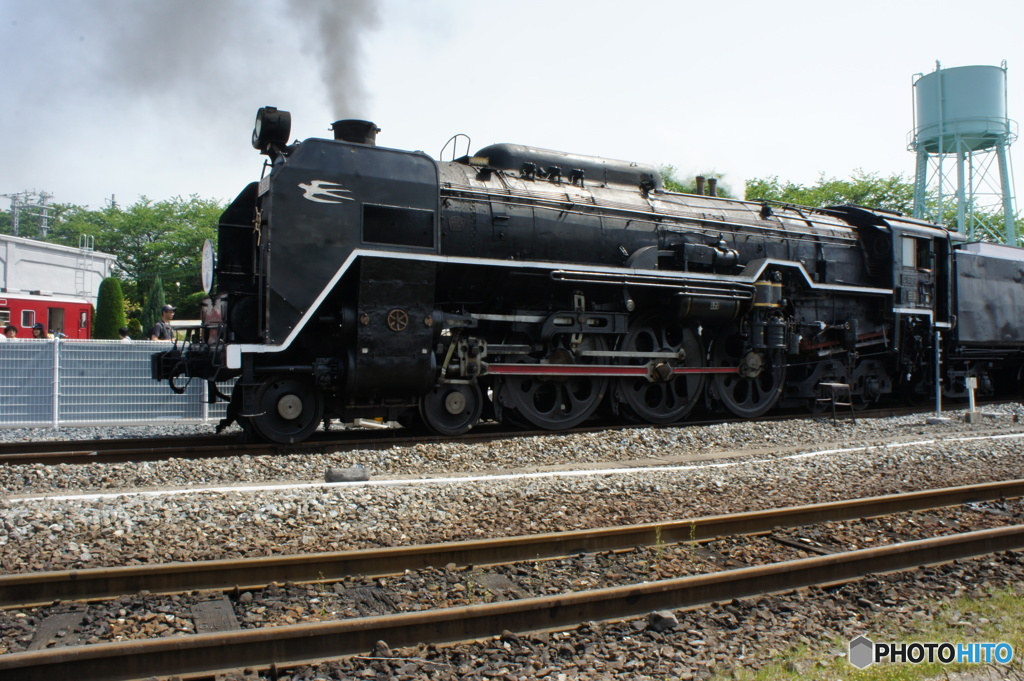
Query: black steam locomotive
[{"left": 153, "top": 106, "right": 1024, "bottom": 443}]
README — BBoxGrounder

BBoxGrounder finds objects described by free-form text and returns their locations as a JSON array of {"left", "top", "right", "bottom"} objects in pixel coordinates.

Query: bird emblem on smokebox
[{"left": 298, "top": 180, "right": 353, "bottom": 203}]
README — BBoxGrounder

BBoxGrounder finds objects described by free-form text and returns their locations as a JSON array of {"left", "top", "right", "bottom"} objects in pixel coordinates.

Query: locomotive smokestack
[
  {"left": 696, "top": 176, "right": 706, "bottom": 195},
  {"left": 332, "top": 119, "right": 380, "bottom": 145},
  {"left": 708, "top": 177, "right": 718, "bottom": 197}
]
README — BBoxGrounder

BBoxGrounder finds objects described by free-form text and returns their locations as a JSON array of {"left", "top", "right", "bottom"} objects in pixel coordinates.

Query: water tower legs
[{"left": 997, "top": 144, "right": 1017, "bottom": 244}]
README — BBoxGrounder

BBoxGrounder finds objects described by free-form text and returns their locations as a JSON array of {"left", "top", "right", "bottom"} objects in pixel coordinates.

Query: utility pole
[
  {"left": 39, "top": 191, "right": 52, "bottom": 237},
  {"left": 1, "top": 190, "right": 56, "bottom": 237}
]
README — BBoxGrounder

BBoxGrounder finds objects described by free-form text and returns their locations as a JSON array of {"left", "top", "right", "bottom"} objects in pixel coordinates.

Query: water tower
[{"left": 909, "top": 61, "right": 1018, "bottom": 244}]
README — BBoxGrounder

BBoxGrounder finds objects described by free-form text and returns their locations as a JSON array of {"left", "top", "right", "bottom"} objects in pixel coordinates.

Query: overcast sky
[{"left": 3, "top": 0, "right": 1024, "bottom": 211}]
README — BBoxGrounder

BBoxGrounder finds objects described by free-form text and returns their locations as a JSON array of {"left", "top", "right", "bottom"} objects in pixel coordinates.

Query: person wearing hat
[
  {"left": 148, "top": 305, "right": 176, "bottom": 341},
  {"left": 31, "top": 323, "right": 52, "bottom": 339}
]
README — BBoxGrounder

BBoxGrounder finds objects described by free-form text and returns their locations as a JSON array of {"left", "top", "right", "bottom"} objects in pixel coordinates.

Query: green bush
[{"left": 94, "top": 277, "right": 127, "bottom": 339}]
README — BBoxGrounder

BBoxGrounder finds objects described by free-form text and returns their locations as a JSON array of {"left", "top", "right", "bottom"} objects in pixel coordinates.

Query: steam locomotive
[{"left": 153, "top": 106, "right": 1024, "bottom": 443}]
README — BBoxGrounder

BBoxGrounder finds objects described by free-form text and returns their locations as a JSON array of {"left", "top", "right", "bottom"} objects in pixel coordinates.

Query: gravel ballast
[
  {"left": 2, "top": 405, "right": 1024, "bottom": 679},
  {"left": 3, "top": 406, "right": 1024, "bottom": 573}
]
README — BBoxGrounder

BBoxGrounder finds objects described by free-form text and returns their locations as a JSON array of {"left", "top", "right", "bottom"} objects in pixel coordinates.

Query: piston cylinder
[{"left": 674, "top": 294, "right": 741, "bottom": 326}]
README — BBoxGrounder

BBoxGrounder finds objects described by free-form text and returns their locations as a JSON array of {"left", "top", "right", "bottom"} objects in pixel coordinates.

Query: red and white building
[{"left": 0, "top": 234, "right": 117, "bottom": 338}]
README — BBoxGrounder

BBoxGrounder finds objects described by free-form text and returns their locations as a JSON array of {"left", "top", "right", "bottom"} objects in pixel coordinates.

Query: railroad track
[
  {"left": 0, "top": 401, "right": 999, "bottom": 466},
  {"left": 3, "top": 479, "right": 1023, "bottom": 680}
]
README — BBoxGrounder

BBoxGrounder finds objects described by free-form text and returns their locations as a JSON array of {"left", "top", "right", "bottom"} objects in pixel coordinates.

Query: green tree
[
  {"left": 141, "top": 276, "right": 167, "bottom": 339},
  {"left": 13, "top": 195, "right": 223, "bottom": 312},
  {"left": 743, "top": 171, "right": 1024, "bottom": 245},
  {"left": 744, "top": 171, "right": 916, "bottom": 214},
  {"left": 90, "top": 196, "right": 221, "bottom": 307},
  {"left": 41, "top": 203, "right": 109, "bottom": 248},
  {"left": 660, "top": 166, "right": 734, "bottom": 198},
  {"left": 94, "top": 277, "right": 127, "bottom": 339}
]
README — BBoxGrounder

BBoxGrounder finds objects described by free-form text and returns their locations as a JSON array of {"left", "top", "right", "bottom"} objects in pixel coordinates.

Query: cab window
[
  {"left": 901, "top": 236, "right": 933, "bottom": 271},
  {"left": 901, "top": 237, "right": 917, "bottom": 269}
]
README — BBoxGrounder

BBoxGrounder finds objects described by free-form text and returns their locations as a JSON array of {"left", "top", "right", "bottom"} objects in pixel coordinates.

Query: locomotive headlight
[{"left": 251, "top": 106, "right": 291, "bottom": 153}]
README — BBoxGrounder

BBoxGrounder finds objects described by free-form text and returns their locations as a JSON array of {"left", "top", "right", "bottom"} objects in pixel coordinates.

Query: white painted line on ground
[{"left": 9, "top": 432, "right": 1023, "bottom": 505}]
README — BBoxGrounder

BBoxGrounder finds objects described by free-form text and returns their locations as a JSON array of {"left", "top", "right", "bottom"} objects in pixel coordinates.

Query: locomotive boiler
[{"left": 153, "top": 106, "right": 1024, "bottom": 443}]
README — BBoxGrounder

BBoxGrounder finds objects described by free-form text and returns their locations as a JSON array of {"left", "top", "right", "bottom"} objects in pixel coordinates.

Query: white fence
[{"left": 0, "top": 339, "right": 232, "bottom": 428}]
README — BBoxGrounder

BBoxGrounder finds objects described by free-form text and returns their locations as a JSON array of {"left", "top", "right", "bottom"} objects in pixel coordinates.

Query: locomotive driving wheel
[
  {"left": 615, "top": 314, "right": 705, "bottom": 424},
  {"left": 419, "top": 383, "right": 484, "bottom": 436},
  {"left": 249, "top": 376, "right": 324, "bottom": 444},
  {"left": 709, "top": 325, "right": 786, "bottom": 419},
  {"left": 496, "top": 335, "right": 609, "bottom": 430}
]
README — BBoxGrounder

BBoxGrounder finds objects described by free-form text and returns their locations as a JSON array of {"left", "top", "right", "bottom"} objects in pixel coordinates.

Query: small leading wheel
[
  {"left": 709, "top": 325, "right": 786, "bottom": 419},
  {"left": 249, "top": 376, "right": 324, "bottom": 444},
  {"left": 497, "top": 335, "right": 609, "bottom": 430},
  {"left": 615, "top": 315, "right": 705, "bottom": 424},
  {"left": 850, "top": 358, "right": 889, "bottom": 410},
  {"left": 419, "top": 383, "right": 483, "bottom": 436}
]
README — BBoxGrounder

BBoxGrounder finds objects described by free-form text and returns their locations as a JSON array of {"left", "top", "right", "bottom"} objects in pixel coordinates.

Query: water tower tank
[{"left": 913, "top": 64, "right": 1011, "bottom": 153}]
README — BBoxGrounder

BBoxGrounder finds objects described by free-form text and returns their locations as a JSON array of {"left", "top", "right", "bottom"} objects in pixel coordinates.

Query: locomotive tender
[{"left": 153, "top": 106, "right": 1024, "bottom": 443}]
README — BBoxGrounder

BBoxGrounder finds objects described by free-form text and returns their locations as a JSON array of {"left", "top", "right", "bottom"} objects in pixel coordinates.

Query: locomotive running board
[{"left": 484, "top": 363, "right": 737, "bottom": 376}]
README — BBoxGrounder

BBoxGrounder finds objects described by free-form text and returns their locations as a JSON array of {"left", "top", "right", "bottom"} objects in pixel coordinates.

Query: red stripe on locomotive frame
[{"left": 484, "top": 364, "right": 738, "bottom": 376}]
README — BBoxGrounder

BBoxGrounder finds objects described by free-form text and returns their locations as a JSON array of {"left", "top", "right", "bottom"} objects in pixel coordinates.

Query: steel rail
[
  {"left": 0, "top": 401, "right": 1014, "bottom": 466},
  {"left": 0, "top": 443, "right": 255, "bottom": 466},
  {"left": 3, "top": 524, "right": 1023, "bottom": 681},
  {"left": 0, "top": 434, "right": 231, "bottom": 455},
  {"left": 34, "top": 434, "right": 256, "bottom": 454},
  {"left": 4, "top": 479, "right": 1023, "bottom": 609},
  {"left": 0, "top": 424, "right": 534, "bottom": 465}
]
